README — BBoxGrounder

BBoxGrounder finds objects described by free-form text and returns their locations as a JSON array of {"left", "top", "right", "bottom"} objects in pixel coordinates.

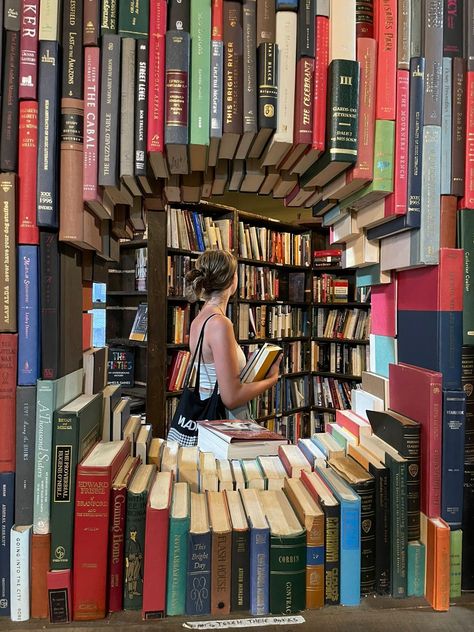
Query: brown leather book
[
  {"left": 31, "top": 534, "right": 51, "bottom": 619},
  {"left": 208, "top": 491, "right": 232, "bottom": 615},
  {"left": 439, "top": 195, "right": 457, "bottom": 248}
]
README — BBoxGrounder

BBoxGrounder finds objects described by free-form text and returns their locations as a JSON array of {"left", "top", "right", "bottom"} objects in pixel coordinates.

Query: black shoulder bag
[{"left": 167, "top": 314, "right": 226, "bottom": 446}]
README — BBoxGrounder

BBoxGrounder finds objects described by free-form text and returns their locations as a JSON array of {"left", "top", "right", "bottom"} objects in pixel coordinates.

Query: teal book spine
[
  {"left": 385, "top": 454, "right": 408, "bottom": 598},
  {"left": 190, "top": 0, "right": 211, "bottom": 146},
  {"left": 420, "top": 124, "right": 442, "bottom": 264},
  {"left": 407, "top": 542, "right": 425, "bottom": 597},
  {"left": 166, "top": 516, "right": 190, "bottom": 616},
  {"left": 33, "top": 381, "right": 56, "bottom": 535},
  {"left": 123, "top": 490, "right": 148, "bottom": 610}
]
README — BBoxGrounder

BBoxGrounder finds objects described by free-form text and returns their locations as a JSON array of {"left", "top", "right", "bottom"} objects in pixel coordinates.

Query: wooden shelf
[
  {"left": 167, "top": 247, "right": 204, "bottom": 256},
  {"left": 239, "top": 298, "right": 309, "bottom": 306},
  {"left": 313, "top": 302, "right": 371, "bottom": 308},
  {"left": 313, "top": 337, "right": 370, "bottom": 345},
  {"left": 166, "top": 390, "right": 183, "bottom": 397},
  {"left": 283, "top": 406, "right": 308, "bottom": 416},
  {"left": 282, "top": 370, "right": 311, "bottom": 378},
  {"left": 238, "top": 256, "right": 311, "bottom": 270},
  {"left": 119, "top": 239, "right": 147, "bottom": 249},
  {"left": 108, "top": 338, "right": 147, "bottom": 348},
  {"left": 107, "top": 290, "right": 147, "bottom": 296},
  {"left": 167, "top": 343, "right": 189, "bottom": 349},
  {"left": 238, "top": 336, "right": 310, "bottom": 344},
  {"left": 313, "top": 371, "right": 362, "bottom": 381},
  {"left": 122, "top": 386, "right": 146, "bottom": 398}
]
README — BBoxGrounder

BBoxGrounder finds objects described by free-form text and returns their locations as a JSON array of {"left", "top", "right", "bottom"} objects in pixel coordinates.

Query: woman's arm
[{"left": 207, "top": 316, "right": 280, "bottom": 410}]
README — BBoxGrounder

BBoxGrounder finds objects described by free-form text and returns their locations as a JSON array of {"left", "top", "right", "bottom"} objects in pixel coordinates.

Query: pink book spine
[
  {"left": 107, "top": 486, "right": 126, "bottom": 612},
  {"left": 19, "top": 0, "right": 39, "bottom": 100},
  {"left": 370, "top": 276, "right": 397, "bottom": 337},
  {"left": 147, "top": 0, "right": 167, "bottom": 153},
  {"left": 393, "top": 70, "right": 409, "bottom": 214},
  {"left": 375, "top": 0, "right": 397, "bottom": 120},
  {"left": 426, "top": 381, "right": 442, "bottom": 517},
  {"left": 312, "top": 16, "right": 329, "bottom": 151},
  {"left": 83, "top": 47, "right": 100, "bottom": 202},
  {"left": 464, "top": 71, "right": 474, "bottom": 207}
]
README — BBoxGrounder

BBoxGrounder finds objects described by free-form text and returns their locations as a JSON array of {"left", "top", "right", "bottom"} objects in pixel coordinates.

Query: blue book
[
  {"left": 185, "top": 493, "right": 211, "bottom": 615},
  {"left": 355, "top": 264, "right": 386, "bottom": 288},
  {"left": 316, "top": 465, "right": 361, "bottom": 606},
  {"left": 407, "top": 541, "right": 425, "bottom": 597},
  {"left": 191, "top": 212, "right": 205, "bottom": 252},
  {"left": 241, "top": 488, "right": 270, "bottom": 615},
  {"left": 440, "top": 57, "right": 452, "bottom": 195},
  {"left": 276, "top": 0, "right": 298, "bottom": 9},
  {"left": 0, "top": 472, "right": 14, "bottom": 617},
  {"left": 18, "top": 245, "right": 40, "bottom": 385},
  {"left": 369, "top": 334, "right": 397, "bottom": 379},
  {"left": 441, "top": 390, "right": 466, "bottom": 527},
  {"left": 321, "top": 205, "right": 342, "bottom": 227}
]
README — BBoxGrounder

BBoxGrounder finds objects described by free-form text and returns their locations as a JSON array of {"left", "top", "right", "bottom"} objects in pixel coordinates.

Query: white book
[
  {"left": 10, "top": 525, "right": 32, "bottom": 622},
  {"left": 329, "top": 0, "right": 356, "bottom": 61},
  {"left": 351, "top": 388, "right": 384, "bottom": 421}
]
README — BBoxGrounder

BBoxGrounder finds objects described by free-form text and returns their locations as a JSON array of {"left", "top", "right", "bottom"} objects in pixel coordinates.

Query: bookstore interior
[{"left": 2, "top": 0, "right": 474, "bottom": 629}]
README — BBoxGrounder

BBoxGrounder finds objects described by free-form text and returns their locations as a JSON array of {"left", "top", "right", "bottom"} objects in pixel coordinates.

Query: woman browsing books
[{"left": 167, "top": 250, "right": 281, "bottom": 446}]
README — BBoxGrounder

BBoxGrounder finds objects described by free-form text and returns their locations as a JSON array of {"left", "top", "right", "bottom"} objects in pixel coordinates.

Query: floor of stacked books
[{"left": 1, "top": 596, "right": 473, "bottom": 631}]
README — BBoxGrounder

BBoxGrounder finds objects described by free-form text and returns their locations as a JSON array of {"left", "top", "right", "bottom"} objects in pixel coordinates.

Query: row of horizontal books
[
  {"left": 313, "top": 307, "right": 371, "bottom": 341},
  {"left": 238, "top": 304, "right": 309, "bottom": 341},
  {"left": 238, "top": 222, "right": 311, "bottom": 267},
  {"left": 312, "top": 342, "right": 369, "bottom": 377},
  {"left": 166, "top": 208, "right": 233, "bottom": 253}
]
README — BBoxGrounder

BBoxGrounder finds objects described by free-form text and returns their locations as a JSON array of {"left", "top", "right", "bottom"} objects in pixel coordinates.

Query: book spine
[
  {"left": 210, "top": 39, "right": 224, "bottom": 141},
  {"left": 355, "top": 480, "right": 376, "bottom": 595},
  {"left": 0, "top": 336, "right": 17, "bottom": 467},
  {"left": 15, "top": 385, "right": 36, "bottom": 524},
  {"left": 257, "top": 42, "right": 278, "bottom": 132},
  {"left": 166, "top": 517, "right": 189, "bottom": 616},
  {"left": 190, "top": 0, "right": 211, "bottom": 147},
  {"left": 393, "top": 69, "right": 410, "bottom": 214},
  {"left": 407, "top": 542, "right": 425, "bottom": 596},
  {"left": 222, "top": 2, "right": 243, "bottom": 137},
  {"left": 241, "top": 0, "right": 257, "bottom": 136},
  {"left": 443, "top": 0, "right": 463, "bottom": 56},
  {"left": 466, "top": 0, "right": 474, "bottom": 71},
  {"left": 212, "top": 0, "right": 223, "bottom": 40},
  {"left": 231, "top": 530, "right": 250, "bottom": 611},
  {"left": 373, "top": 467, "right": 390, "bottom": 595},
  {"left": 17, "top": 245, "right": 39, "bottom": 385},
  {"left": 134, "top": 39, "right": 148, "bottom": 176},
  {"left": 441, "top": 390, "right": 466, "bottom": 527},
  {"left": 62, "top": 0, "right": 83, "bottom": 98},
  {"left": 5, "top": 0, "right": 21, "bottom": 29},
  {"left": 297, "top": 0, "right": 315, "bottom": 58},
  {"left": 325, "top": 59, "right": 360, "bottom": 158},
  {"left": 10, "top": 526, "right": 31, "bottom": 622},
  {"left": 39, "top": 231, "right": 59, "bottom": 379},
  {"left": 269, "top": 533, "right": 306, "bottom": 614},
  {"left": 411, "top": 0, "right": 423, "bottom": 58},
  {"left": 186, "top": 531, "right": 211, "bottom": 615},
  {"left": 19, "top": 0, "right": 39, "bottom": 100},
  {"left": 450, "top": 529, "right": 462, "bottom": 598},
  {"left": 83, "top": 46, "right": 100, "bottom": 202},
  {"left": 168, "top": 0, "right": 189, "bottom": 32},
  {"left": 0, "top": 174, "right": 17, "bottom": 332},
  {"left": 249, "top": 527, "right": 269, "bottom": 615},
  {"left": 84, "top": 0, "right": 99, "bottom": 45},
  {"left": 339, "top": 500, "right": 360, "bottom": 606},
  {"left": 119, "top": 38, "right": 136, "bottom": 181},
  {"left": 464, "top": 70, "right": 474, "bottom": 206},
  {"left": 462, "top": 462, "right": 474, "bottom": 590},
  {"left": 118, "top": 0, "right": 149, "bottom": 38},
  {"left": 98, "top": 34, "right": 121, "bottom": 187},
  {"left": 37, "top": 41, "right": 60, "bottom": 228},
  {"left": 211, "top": 531, "right": 231, "bottom": 615},
  {"left": 18, "top": 101, "right": 39, "bottom": 244},
  {"left": 256, "top": 0, "right": 275, "bottom": 46},
  {"left": 73, "top": 467, "right": 112, "bottom": 620},
  {"left": 305, "top": 514, "right": 325, "bottom": 609},
  {"left": 458, "top": 210, "right": 474, "bottom": 346},
  {"left": 123, "top": 490, "right": 148, "bottom": 610},
  {"left": 33, "top": 381, "right": 54, "bottom": 534},
  {"left": 164, "top": 31, "right": 190, "bottom": 146},
  {"left": 440, "top": 57, "right": 452, "bottom": 194},
  {"left": 31, "top": 533, "right": 51, "bottom": 618},
  {"left": 423, "top": 0, "right": 443, "bottom": 125},
  {"left": 398, "top": 0, "right": 411, "bottom": 69},
  {"left": 47, "top": 568, "right": 72, "bottom": 623},
  {"left": 107, "top": 486, "right": 126, "bottom": 612},
  {"left": 38, "top": 0, "right": 60, "bottom": 40},
  {"left": 100, "top": 0, "right": 117, "bottom": 33},
  {"left": 147, "top": 0, "right": 166, "bottom": 154},
  {"left": 142, "top": 504, "right": 170, "bottom": 619},
  {"left": 375, "top": 0, "right": 397, "bottom": 120},
  {"left": 293, "top": 57, "right": 314, "bottom": 146},
  {"left": 451, "top": 56, "right": 466, "bottom": 196},
  {"left": 406, "top": 57, "right": 425, "bottom": 219},
  {"left": 0, "top": 472, "right": 14, "bottom": 617},
  {"left": 1, "top": 31, "right": 20, "bottom": 172},
  {"left": 388, "top": 457, "right": 408, "bottom": 598},
  {"left": 420, "top": 124, "right": 441, "bottom": 263},
  {"left": 312, "top": 16, "right": 329, "bottom": 151}
]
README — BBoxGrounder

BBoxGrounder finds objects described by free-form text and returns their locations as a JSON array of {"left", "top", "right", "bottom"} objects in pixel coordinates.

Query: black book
[
  {"left": 231, "top": 526, "right": 250, "bottom": 611},
  {"left": 322, "top": 497, "right": 340, "bottom": 605},
  {"left": 101, "top": 0, "right": 117, "bottom": 33},
  {"left": 59, "top": 244, "right": 83, "bottom": 377},
  {"left": 98, "top": 34, "right": 121, "bottom": 187},
  {"left": 168, "top": 0, "right": 190, "bottom": 32},
  {"left": 134, "top": 39, "right": 148, "bottom": 178},
  {"left": 107, "top": 347, "right": 135, "bottom": 387},
  {"left": 367, "top": 409, "right": 421, "bottom": 542},
  {"left": 0, "top": 30, "right": 20, "bottom": 172},
  {"left": 465, "top": 0, "right": 474, "bottom": 71},
  {"left": 462, "top": 346, "right": 474, "bottom": 465},
  {"left": 37, "top": 41, "right": 60, "bottom": 228},
  {"left": 461, "top": 346, "right": 474, "bottom": 590},
  {"left": 4, "top": 0, "right": 20, "bottom": 30},
  {"left": 444, "top": 0, "right": 463, "bottom": 57},
  {"left": 40, "top": 231, "right": 60, "bottom": 380},
  {"left": 15, "top": 385, "right": 36, "bottom": 525},
  {"left": 406, "top": 56, "right": 425, "bottom": 219},
  {"left": 297, "top": 0, "right": 316, "bottom": 58},
  {"left": 247, "top": 42, "right": 278, "bottom": 159},
  {"left": 62, "top": 0, "right": 83, "bottom": 99},
  {"left": 235, "top": 0, "right": 257, "bottom": 159}
]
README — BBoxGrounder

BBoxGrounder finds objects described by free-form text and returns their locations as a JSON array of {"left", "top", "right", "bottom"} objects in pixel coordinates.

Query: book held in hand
[
  {"left": 240, "top": 343, "right": 282, "bottom": 383},
  {"left": 197, "top": 420, "right": 288, "bottom": 460}
]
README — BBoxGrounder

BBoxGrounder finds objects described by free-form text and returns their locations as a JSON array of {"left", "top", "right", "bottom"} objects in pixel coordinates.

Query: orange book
[
  {"left": 31, "top": 534, "right": 51, "bottom": 619},
  {"left": 425, "top": 517, "right": 450, "bottom": 611},
  {"left": 82, "top": 283, "right": 93, "bottom": 311},
  {"left": 82, "top": 313, "right": 92, "bottom": 351}
]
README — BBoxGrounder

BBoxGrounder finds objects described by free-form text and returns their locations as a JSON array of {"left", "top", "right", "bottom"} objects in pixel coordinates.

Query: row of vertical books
[
  {"left": 238, "top": 222, "right": 311, "bottom": 266},
  {"left": 313, "top": 307, "right": 371, "bottom": 340}
]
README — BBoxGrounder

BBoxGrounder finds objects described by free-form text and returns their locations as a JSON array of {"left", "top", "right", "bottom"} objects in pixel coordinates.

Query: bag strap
[{"left": 183, "top": 313, "right": 220, "bottom": 393}]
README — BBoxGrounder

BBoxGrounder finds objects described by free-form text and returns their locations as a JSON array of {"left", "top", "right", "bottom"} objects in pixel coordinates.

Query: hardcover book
[
  {"left": 118, "top": 0, "right": 149, "bottom": 37},
  {"left": 99, "top": 34, "right": 121, "bottom": 189},
  {"left": 1, "top": 31, "right": 20, "bottom": 172},
  {"left": 208, "top": 491, "right": 232, "bottom": 615},
  {"left": 166, "top": 482, "right": 190, "bottom": 616},
  {"left": 186, "top": 491, "right": 212, "bottom": 615},
  {"left": 457, "top": 209, "right": 474, "bottom": 346},
  {"left": 31, "top": 534, "right": 51, "bottom": 618},
  {"left": 15, "top": 385, "right": 36, "bottom": 524},
  {"left": 40, "top": 232, "right": 60, "bottom": 379},
  {"left": 61, "top": 0, "right": 83, "bottom": 99},
  {"left": 225, "top": 490, "right": 250, "bottom": 612},
  {"left": 47, "top": 569, "right": 72, "bottom": 624},
  {"left": 17, "top": 245, "right": 40, "bottom": 385},
  {"left": 0, "top": 174, "right": 17, "bottom": 331},
  {"left": 441, "top": 390, "right": 466, "bottom": 527},
  {"left": 18, "top": 102, "right": 39, "bottom": 244},
  {"left": 10, "top": 525, "right": 32, "bottom": 622},
  {"left": 0, "top": 472, "right": 14, "bottom": 617}
]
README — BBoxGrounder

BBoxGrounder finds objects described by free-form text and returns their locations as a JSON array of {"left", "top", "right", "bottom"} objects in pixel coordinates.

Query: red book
[
  {"left": 147, "top": 1, "right": 167, "bottom": 156},
  {"left": 0, "top": 334, "right": 17, "bottom": 472},
  {"left": 389, "top": 363, "right": 442, "bottom": 517},
  {"left": 142, "top": 471, "right": 173, "bottom": 619},
  {"left": 82, "top": 313, "right": 92, "bottom": 351},
  {"left": 312, "top": 15, "right": 329, "bottom": 151},
  {"left": 464, "top": 71, "right": 474, "bottom": 207},
  {"left": 439, "top": 195, "right": 457, "bottom": 248},
  {"left": 167, "top": 350, "right": 183, "bottom": 392},
  {"left": 47, "top": 570, "right": 72, "bottom": 624},
  {"left": 375, "top": 0, "right": 397, "bottom": 120},
  {"left": 73, "top": 440, "right": 130, "bottom": 620},
  {"left": 83, "top": 47, "right": 100, "bottom": 204},
  {"left": 19, "top": 0, "right": 39, "bottom": 100},
  {"left": 18, "top": 101, "right": 38, "bottom": 244},
  {"left": 108, "top": 455, "right": 140, "bottom": 613},
  {"left": 212, "top": 0, "right": 223, "bottom": 40},
  {"left": 370, "top": 276, "right": 397, "bottom": 337}
]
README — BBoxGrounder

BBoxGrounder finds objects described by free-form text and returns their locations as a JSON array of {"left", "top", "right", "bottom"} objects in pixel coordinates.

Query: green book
[
  {"left": 450, "top": 529, "right": 462, "bottom": 599},
  {"left": 340, "top": 119, "right": 395, "bottom": 211},
  {"left": 407, "top": 541, "right": 425, "bottom": 597},
  {"left": 50, "top": 393, "right": 102, "bottom": 570},
  {"left": 123, "top": 464, "right": 155, "bottom": 610},
  {"left": 260, "top": 490, "right": 306, "bottom": 614},
  {"left": 166, "top": 482, "right": 190, "bottom": 616},
  {"left": 118, "top": 0, "right": 148, "bottom": 38},
  {"left": 384, "top": 451, "right": 408, "bottom": 599},
  {"left": 189, "top": 0, "right": 211, "bottom": 170},
  {"left": 457, "top": 209, "right": 474, "bottom": 346}
]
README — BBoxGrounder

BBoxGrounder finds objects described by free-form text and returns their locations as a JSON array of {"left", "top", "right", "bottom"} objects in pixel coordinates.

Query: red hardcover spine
[
  {"left": 47, "top": 570, "right": 72, "bottom": 624},
  {"left": 294, "top": 57, "right": 315, "bottom": 146},
  {"left": 107, "top": 486, "right": 126, "bottom": 612},
  {"left": 18, "top": 101, "right": 38, "bottom": 244},
  {"left": 392, "top": 69, "right": 409, "bottom": 215},
  {"left": 375, "top": 0, "right": 397, "bottom": 120},
  {"left": 349, "top": 37, "right": 377, "bottom": 181},
  {"left": 212, "top": 0, "right": 223, "bottom": 40},
  {"left": 312, "top": 16, "right": 329, "bottom": 151},
  {"left": 0, "top": 334, "right": 17, "bottom": 472},
  {"left": 83, "top": 47, "right": 100, "bottom": 202},
  {"left": 464, "top": 71, "right": 474, "bottom": 207},
  {"left": 147, "top": 0, "right": 167, "bottom": 154},
  {"left": 73, "top": 442, "right": 129, "bottom": 621},
  {"left": 19, "top": 0, "right": 39, "bottom": 100},
  {"left": 142, "top": 504, "right": 170, "bottom": 618}
]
